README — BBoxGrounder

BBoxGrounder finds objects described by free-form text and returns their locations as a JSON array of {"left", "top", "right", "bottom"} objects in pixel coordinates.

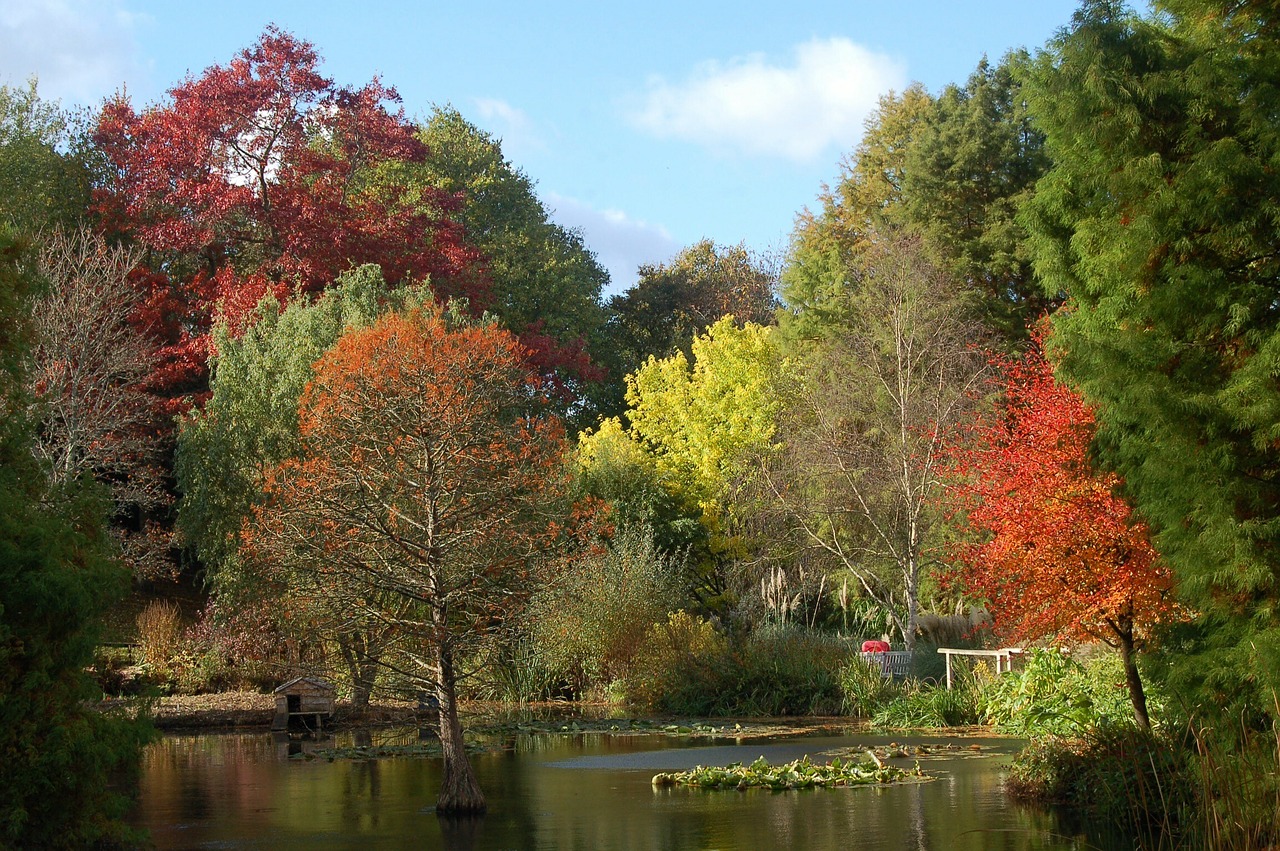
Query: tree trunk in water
[
  {"left": 1118, "top": 627, "right": 1150, "bottom": 732},
  {"left": 434, "top": 638, "right": 486, "bottom": 814}
]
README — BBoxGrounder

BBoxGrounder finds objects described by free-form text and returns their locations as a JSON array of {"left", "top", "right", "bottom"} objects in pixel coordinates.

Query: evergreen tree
[
  {"left": 0, "top": 228, "right": 151, "bottom": 848},
  {"left": 1023, "top": 0, "right": 1280, "bottom": 722},
  {"left": 902, "top": 54, "right": 1053, "bottom": 339}
]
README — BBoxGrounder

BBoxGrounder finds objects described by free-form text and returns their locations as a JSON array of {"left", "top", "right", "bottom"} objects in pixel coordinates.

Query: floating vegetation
[
  {"left": 301, "top": 741, "right": 489, "bottom": 761},
  {"left": 822, "top": 741, "right": 991, "bottom": 763},
  {"left": 650, "top": 754, "right": 931, "bottom": 791}
]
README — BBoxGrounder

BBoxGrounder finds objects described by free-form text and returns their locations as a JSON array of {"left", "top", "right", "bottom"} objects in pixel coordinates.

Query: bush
[
  {"left": 723, "top": 628, "right": 852, "bottom": 716},
  {"left": 529, "top": 525, "right": 687, "bottom": 698},
  {"left": 1009, "top": 718, "right": 1280, "bottom": 851},
  {"left": 624, "top": 620, "right": 854, "bottom": 716},
  {"left": 624, "top": 611, "right": 731, "bottom": 714},
  {"left": 1008, "top": 725, "right": 1194, "bottom": 844},
  {"left": 984, "top": 648, "right": 1140, "bottom": 736}
]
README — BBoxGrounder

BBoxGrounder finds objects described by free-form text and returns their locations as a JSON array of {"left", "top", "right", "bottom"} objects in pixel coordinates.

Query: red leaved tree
[
  {"left": 943, "top": 331, "right": 1177, "bottom": 730},
  {"left": 244, "top": 306, "right": 582, "bottom": 814},
  {"left": 94, "top": 27, "right": 484, "bottom": 411}
]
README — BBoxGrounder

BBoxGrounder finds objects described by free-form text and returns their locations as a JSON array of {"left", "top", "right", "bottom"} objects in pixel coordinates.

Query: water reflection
[{"left": 134, "top": 730, "right": 1108, "bottom": 850}]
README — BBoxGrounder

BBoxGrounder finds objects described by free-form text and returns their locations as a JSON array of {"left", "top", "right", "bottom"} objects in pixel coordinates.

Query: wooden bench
[{"left": 860, "top": 650, "right": 913, "bottom": 679}]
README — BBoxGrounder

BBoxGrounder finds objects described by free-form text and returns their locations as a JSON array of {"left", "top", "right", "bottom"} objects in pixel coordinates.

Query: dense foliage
[
  {"left": 94, "top": 28, "right": 482, "bottom": 410},
  {"left": 0, "top": 230, "right": 150, "bottom": 848},
  {"left": 5, "top": 9, "right": 1280, "bottom": 844},
  {"left": 1022, "top": 0, "right": 1280, "bottom": 727},
  {"left": 243, "top": 306, "right": 586, "bottom": 813}
]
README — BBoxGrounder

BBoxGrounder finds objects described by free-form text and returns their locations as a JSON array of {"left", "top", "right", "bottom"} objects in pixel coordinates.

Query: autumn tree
[
  {"left": 574, "top": 417, "right": 706, "bottom": 562},
  {"left": 1022, "top": 0, "right": 1280, "bottom": 720},
  {"left": 177, "top": 266, "right": 435, "bottom": 703},
  {"left": 29, "top": 225, "right": 169, "bottom": 578},
  {"left": 604, "top": 240, "right": 778, "bottom": 411},
  {"left": 943, "top": 334, "right": 1176, "bottom": 730},
  {"left": 244, "top": 306, "right": 580, "bottom": 814},
  {"left": 621, "top": 316, "right": 793, "bottom": 610},
  {"left": 765, "top": 232, "right": 987, "bottom": 651},
  {"left": 93, "top": 27, "right": 482, "bottom": 410}
]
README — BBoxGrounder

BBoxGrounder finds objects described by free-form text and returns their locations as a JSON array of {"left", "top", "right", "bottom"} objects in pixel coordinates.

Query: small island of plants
[{"left": 651, "top": 755, "right": 929, "bottom": 792}]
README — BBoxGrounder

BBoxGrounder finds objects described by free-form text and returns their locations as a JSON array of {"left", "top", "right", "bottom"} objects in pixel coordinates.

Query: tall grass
[
  {"left": 135, "top": 600, "right": 183, "bottom": 676},
  {"left": 623, "top": 618, "right": 853, "bottom": 716},
  {"left": 1007, "top": 701, "right": 1280, "bottom": 850},
  {"left": 1177, "top": 703, "right": 1280, "bottom": 850},
  {"left": 871, "top": 665, "right": 987, "bottom": 728}
]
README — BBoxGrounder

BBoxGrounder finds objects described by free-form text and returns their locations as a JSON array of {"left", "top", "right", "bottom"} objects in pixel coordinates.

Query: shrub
[
  {"left": 624, "top": 620, "right": 856, "bottom": 717},
  {"left": 838, "top": 654, "right": 901, "bottom": 718},
  {"left": 623, "top": 612, "right": 731, "bottom": 714},
  {"left": 1008, "top": 725, "right": 1194, "bottom": 845},
  {"left": 984, "top": 648, "right": 1140, "bottom": 736},
  {"left": 529, "top": 525, "right": 686, "bottom": 697},
  {"left": 722, "top": 628, "right": 852, "bottom": 716},
  {"left": 1010, "top": 719, "right": 1280, "bottom": 851}
]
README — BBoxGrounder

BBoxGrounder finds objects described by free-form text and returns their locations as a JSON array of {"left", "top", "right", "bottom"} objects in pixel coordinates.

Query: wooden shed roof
[{"left": 273, "top": 676, "right": 336, "bottom": 695}]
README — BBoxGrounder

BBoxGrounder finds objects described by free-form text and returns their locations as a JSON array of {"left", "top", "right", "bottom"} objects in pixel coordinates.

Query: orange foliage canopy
[
  {"left": 943, "top": 335, "right": 1177, "bottom": 651},
  {"left": 247, "top": 306, "right": 576, "bottom": 602}
]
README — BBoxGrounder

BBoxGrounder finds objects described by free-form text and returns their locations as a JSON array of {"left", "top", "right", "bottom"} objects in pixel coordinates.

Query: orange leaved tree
[
  {"left": 245, "top": 306, "right": 575, "bottom": 814},
  {"left": 943, "top": 333, "right": 1177, "bottom": 730}
]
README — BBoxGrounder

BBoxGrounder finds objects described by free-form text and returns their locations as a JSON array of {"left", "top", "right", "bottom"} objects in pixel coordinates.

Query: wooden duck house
[{"left": 272, "top": 676, "right": 336, "bottom": 732}]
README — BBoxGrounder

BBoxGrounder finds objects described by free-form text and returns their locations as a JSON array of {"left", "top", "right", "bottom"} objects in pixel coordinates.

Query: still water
[{"left": 134, "top": 727, "right": 1101, "bottom": 850}]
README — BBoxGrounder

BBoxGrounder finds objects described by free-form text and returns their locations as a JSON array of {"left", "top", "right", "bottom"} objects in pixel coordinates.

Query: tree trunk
[
  {"left": 434, "top": 636, "right": 486, "bottom": 815},
  {"left": 338, "top": 631, "right": 378, "bottom": 709},
  {"left": 1118, "top": 624, "right": 1150, "bottom": 732},
  {"left": 904, "top": 556, "right": 920, "bottom": 653}
]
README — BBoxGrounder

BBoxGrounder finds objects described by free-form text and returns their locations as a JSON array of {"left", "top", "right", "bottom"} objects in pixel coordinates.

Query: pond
[{"left": 133, "top": 726, "right": 1107, "bottom": 850}]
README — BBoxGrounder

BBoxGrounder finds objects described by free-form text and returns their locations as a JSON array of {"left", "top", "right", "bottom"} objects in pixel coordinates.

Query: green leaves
[
  {"left": 1022, "top": 0, "right": 1280, "bottom": 722},
  {"left": 651, "top": 754, "right": 929, "bottom": 791}
]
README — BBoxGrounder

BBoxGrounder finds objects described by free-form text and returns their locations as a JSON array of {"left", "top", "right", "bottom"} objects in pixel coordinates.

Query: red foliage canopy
[
  {"left": 94, "top": 27, "right": 485, "bottom": 409},
  {"left": 943, "top": 332, "right": 1177, "bottom": 651}
]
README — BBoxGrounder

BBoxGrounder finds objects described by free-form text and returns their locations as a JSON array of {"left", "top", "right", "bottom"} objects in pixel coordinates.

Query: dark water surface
[{"left": 134, "top": 728, "right": 1104, "bottom": 850}]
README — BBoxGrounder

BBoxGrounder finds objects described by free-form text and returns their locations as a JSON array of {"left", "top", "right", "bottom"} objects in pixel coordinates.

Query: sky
[{"left": 2, "top": 0, "right": 1085, "bottom": 294}]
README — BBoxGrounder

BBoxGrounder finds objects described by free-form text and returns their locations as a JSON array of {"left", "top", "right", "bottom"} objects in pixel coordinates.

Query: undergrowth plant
[
  {"left": 872, "top": 667, "right": 987, "bottom": 729},
  {"left": 984, "top": 648, "right": 1141, "bottom": 736}
]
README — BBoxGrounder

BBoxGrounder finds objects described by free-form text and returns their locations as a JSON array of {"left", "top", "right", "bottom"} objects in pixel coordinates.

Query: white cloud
[
  {"left": 630, "top": 37, "right": 906, "bottom": 163},
  {"left": 0, "top": 0, "right": 149, "bottom": 104},
  {"left": 472, "top": 96, "right": 546, "bottom": 159},
  {"left": 542, "top": 191, "right": 681, "bottom": 295}
]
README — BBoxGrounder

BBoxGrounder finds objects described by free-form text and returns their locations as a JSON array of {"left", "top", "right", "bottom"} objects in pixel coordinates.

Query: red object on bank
[{"left": 861, "top": 640, "right": 890, "bottom": 653}]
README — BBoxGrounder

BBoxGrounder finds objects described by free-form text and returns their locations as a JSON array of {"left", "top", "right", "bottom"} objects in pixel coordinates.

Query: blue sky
[{"left": 2, "top": 0, "right": 1084, "bottom": 293}]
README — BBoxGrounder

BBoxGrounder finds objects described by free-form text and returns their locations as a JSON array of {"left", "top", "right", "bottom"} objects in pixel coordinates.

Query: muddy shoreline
[{"left": 97, "top": 692, "right": 937, "bottom": 739}]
